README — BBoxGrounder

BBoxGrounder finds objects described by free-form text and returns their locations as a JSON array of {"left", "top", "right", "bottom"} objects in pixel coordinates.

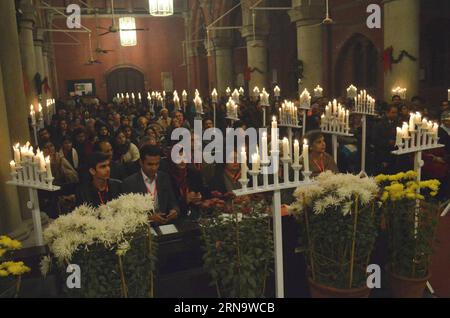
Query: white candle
[
  {"left": 300, "top": 89, "right": 311, "bottom": 109},
  {"left": 271, "top": 117, "right": 278, "bottom": 152},
  {"left": 415, "top": 112, "right": 422, "bottom": 125},
  {"left": 182, "top": 90, "right": 188, "bottom": 102},
  {"left": 13, "top": 143, "right": 20, "bottom": 164},
  {"left": 10, "top": 160, "right": 16, "bottom": 173},
  {"left": 252, "top": 146, "right": 261, "bottom": 171},
  {"left": 240, "top": 147, "right": 248, "bottom": 180},
  {"left": 274, "top": 86, "right": 281, "bottom": 98},
  {"left": 409, "top": 113, "right": 415, "bottom": 131},
  {"left": 239, "top": 87, "right": 244, "bottom": 96},
  {"left": 253, "top": 86, "right": 260, "bottom": 97},
  {"left": 396, "top": 127, "right": 403, "bottom": 146},
  {"left": 194, "top": 95, "right": 203, "bottom": 113},
  {"left": 232, "top": 89, "right": 240, "bottom": 103},
  {"left": 262, "top": 132, "right": 268, "bottom": 162},
  {"left": 138, "top": 92, "right": 142, "bottom": 102},
  {"left": 303, "top": 139, "right": 310, "bottom": 173},
  {"left": 294, "top": 140, "right": 300, "bottom": 165},
  {"left": 345, "top": 110, "right": 350, "bottom": 130},
  {"left": 432, "top": 123, "right": 439, "bottom": 137},
  {"left": 226, "top": 87, "right": 231, "bottom": 96},
  {"left": 30, "top": 105, "right": 36, "bottom": 125},
  {"left": 211, "top": 88, "right": 218, "bottom": 103},
  {"left": 282, "top": 138, "right": 290, "bottom": 159},
  {"left": 45, "top": 156, "right": 53, "bottom": 179}
]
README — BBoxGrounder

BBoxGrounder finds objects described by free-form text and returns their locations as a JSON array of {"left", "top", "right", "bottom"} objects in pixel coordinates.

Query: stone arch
[{"left": 334, "top": 33, "right": 379, "bottom": 96}]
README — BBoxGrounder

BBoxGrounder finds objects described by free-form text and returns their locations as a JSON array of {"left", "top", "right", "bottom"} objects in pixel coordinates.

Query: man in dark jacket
[
  {"left": 122, "top": 145, "right": 179, "bottom": 224},
  {"left": 75, "top": 152, "right": 122, "bottom": 207}
]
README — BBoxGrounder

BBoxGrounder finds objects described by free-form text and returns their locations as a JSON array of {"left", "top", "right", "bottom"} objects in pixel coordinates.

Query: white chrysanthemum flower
[{"left": 40, "top": 255, "right": 52, "bottom": 277}]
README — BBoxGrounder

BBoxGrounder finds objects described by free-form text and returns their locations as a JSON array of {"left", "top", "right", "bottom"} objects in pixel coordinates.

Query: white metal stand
[
  {"left": 352, "top": 111, "right": 376, "bottom": 177},
  {"left": 321, "top": 130, "right": 354, "bottom": 165},
  {"left": 233, "top": 151, "right": 313, "bottom": 298},
  {"left": 7, "top": 163, "right": 60, "bottom": 246},
  {"left": 392, "top": 122, "right": 444, "bottom": 295}
]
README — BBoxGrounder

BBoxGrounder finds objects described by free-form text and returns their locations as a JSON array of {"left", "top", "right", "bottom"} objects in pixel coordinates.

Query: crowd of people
[{"left": 34, "top": 91, "right": 450, "bottom": 220}]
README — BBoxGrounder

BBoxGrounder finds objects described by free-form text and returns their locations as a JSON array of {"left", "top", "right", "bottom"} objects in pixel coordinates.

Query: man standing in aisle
[{"left": 122, "top": 145, "right": 179, "bottom": 224}]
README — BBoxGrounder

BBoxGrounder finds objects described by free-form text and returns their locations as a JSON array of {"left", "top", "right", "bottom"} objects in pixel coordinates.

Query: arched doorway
[
  {"left": 106, "top": 67, "right": 145, "bottom": 102},
  {"left": 334, "top": 34, "right": 379, "bottom": 96}
]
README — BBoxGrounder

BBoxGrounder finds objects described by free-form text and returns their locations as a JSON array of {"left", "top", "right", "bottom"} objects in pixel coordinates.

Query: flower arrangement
[
  {"left": 0, "top": 236, "right": 30, "bottom": 298},
  {"left": 42, "top": 194, "right": 157, "bottom": 298},
  {"left": 289, "top": 172, "right": 381, "bottom": 296},
  {"left": 199, "top": 193, "right": 273, "bottom": 298},
  {"left": 376, "top": 171, "right": 441, "bottom": 288}
]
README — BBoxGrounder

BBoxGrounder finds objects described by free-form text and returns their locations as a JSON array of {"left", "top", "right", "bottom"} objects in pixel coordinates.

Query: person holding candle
[{"left": 304, "top": 131, "right": 338, "bottom": 178}]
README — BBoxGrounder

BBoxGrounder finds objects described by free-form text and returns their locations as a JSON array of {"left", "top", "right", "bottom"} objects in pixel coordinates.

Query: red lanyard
[
  {"left": 97, "top": 184, "right": 109, "bottom": 206},
  {"left": 147, "top": 179, "right": 158, "bottom": 197},
  {"left": 313, "top": 155, "right": 325, "bottom": 173}
]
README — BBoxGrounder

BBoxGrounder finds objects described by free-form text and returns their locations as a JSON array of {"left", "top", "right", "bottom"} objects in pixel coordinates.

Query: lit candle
[
  {"left": 271, "top": 117, "right": 278, "bottom": 152},
  {"left": 45, "top": 156, "right": 53, "bottom": 179},
  {"left": 232, "top": 89, "right": 240, "bottom": 104},
  {"left": 294, "top": 140, "right": 300, "bottom": 166},
  {"left": 13, "top": 143, "right": 21, "bottom": 164},
  {"left": 182, "top": 90, "right": 188, "bottom": 102},
  {"left": 345, "top": 110, "right": 350, "bottom": 131},
  {"left": 409, "top": 113, "right": 415, "bottom": 131},
  {"left": 252, "top": 146, "right": 261, "bottom": 171},
  {"left": 282, "top": 138, "right": 290, "bottom": 159},
  {"left": 194, "top": 95, "right": 203, "bottom": 113},
  {"left": 30, "top": 105, "right": 36, "bottom": 125},
  {"left": 347, "top": 85, "right": 357, "bottom": 99},
  {"left": 211, "top": 88, "right": 218, "bottom": 103},
  {"left": 260, "top": 88, "right": 270, "bottom": 106},
  {"left": 300, "top": 89, "right": 311, "bottom": 109},
  {"left": 274, "top": 86, "right": 281, "bottom": 98},
  {"left": 396, "top": 127, "right": 403, "bottom": 146},
  {"left": 226, "top": 87, "right": 231, "bottom": 96},
  {"left": 10, "top": 160, "right": 16, "bottom": 173},
  {"left": 314, "top": 85, "right": 323, "bottom": 98},
  {"left": 240, "top": 147, "right": 248, "bottom": 181},
  {"left": 303, "top": 139, "right": 310, "bottom": 173},
  {"left": 432, "top": 123, "right": 439, "bottom": 138},
  {"left": 402, "top": 122, "right": 409, "bottom": 138},
  {"left": 239, "top": 87, "right": 244, "bottom": 96},
  {"left": 138, "top": 92, "right": 142, "bottom": 102},
  {"left": 253, "top": 86, "right": 260, "bottom": 98},
  {"left": 173, "top": 93, "right": 180, "bottom": 109},
  {"left": 262, "top": 132, "right": 268, "bottom": 162}
]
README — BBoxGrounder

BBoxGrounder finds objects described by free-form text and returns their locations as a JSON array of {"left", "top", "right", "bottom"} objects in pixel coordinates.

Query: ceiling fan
[
  {"left": 97, "top": 0, "right": 149, "bottom": 36},
  {"left": 85, "top": 33, "right": 102, "bottom": 65},
  {"left": 94, "top": 11, "right": 114, "bottom": 54}
]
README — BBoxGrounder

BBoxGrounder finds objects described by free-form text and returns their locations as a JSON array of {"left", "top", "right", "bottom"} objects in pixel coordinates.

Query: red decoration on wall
[
  {"left": 383, "top": 46, "right": 418, "bottom": 74},
  {"left": 244, "top": 67, "right": 264, "bottom": 82},
  {"left": 42, "top": 77, "right": 51, "bottom": 94}
]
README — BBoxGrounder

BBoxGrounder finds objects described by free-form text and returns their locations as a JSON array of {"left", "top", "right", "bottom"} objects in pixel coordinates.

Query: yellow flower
[
  {"left": 8, "top": 240, "right": 22, "bottom": 250},
  {"left": 406, "top": 193, "right": 416, "bottom": 200},
  {"left": 0, "top": 269, "right": 9, "bottom": 277},
  {"left": 381, "top": 192, "right": 389, "bottom": 202},
  {"left": 0, "top": 236, "right": 22, "bottom": 250},
  {"left": 416, "top": 194, "right": 425, "bottom": 200},
  {"left": 375, "top": 174, "right": 388, "bottom": 183},
  {"left": 7, "top": 263, "right": 31, "bottom": 275},
  {"left": 0, "top": 248, "right": 6, "bottom": 257},
  {"left": 405, "top": 171, "right": 418, "bottom": 179},
  {"left": 430, "top": 191, "right": 438, "bottom": 197}
]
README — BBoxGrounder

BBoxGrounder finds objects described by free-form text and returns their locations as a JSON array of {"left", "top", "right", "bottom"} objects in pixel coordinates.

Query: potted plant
[
  {"left": 41, "top": 193, "right": 157, "bottom": 298},
  {"left": 199, "top": 193, "right": 273, "bottom": 298},
  {"left": 376, "top": 171, "right": 441, "bottom": 298},
  {"left": 289, "top": 171, "right": 381, "bottom": 298},
  {"left": 0, "top": 236, "right": 31, "bottom": 298}
]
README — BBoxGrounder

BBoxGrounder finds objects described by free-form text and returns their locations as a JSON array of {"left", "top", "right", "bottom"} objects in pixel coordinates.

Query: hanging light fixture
[
  {"left": 149, "top": 0, "right": 174, "bottom": 17},
  {"left": 119, "top": 17, "right": 137, "bottom": 47}
]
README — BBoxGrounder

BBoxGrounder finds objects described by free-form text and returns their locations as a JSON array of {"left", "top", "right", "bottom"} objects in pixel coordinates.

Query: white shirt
[{"left": 141, "top": 170, "right": 158, "bottom": 211}]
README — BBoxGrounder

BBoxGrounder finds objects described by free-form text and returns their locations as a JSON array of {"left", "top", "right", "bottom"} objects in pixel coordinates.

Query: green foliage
[
  {"left": 200, "top": 196, "right": 273, "bottom": 298},
  {"left": 383, "top": 200, "right": 440, "bottom": 279},
  {"left": 57, "top": 226, "right": 157, "bottom": 298},
  {"left": 297, "top": 202, "right": 381, "bottom": 289}
]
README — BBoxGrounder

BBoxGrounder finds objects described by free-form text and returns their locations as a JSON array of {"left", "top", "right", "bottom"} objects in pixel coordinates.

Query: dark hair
[
  {"left": 38, "top": 128, "right": 49, "bottom": 135},
  {"left": 87, "top": 152, "right": 110, "bottom": 171},
  {"left": 139, "top": 145, "right": 161, "bottom": 161},
  {"left": 305, "top": 130, "right": 324, "bottom": 145},
  {"left": 61, "top": 135, "right": 73, "bottom": 144},
  {"left": 72, "top": 127, "right": 86, "bottom": 137},
  {"left": 392, "top": 95, "right": 401, "bottom": 101},
  {"left": 411, "top": 96, "right": 423, "bottom": 103},
  {"left": 93, "top": 140, "right": 111, "bottom": 152}
]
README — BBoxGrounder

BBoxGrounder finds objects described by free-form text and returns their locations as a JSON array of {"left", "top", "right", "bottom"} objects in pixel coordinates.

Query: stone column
[
  {"left": 0, "top": 0, "right": 32, "bottom": 238},
  {"left": 208, "top": 35, "right": 234, "bottom": 95},
  {"left": 241, "top": 0, "right": 270, "bottom": 90},
  {"left": 383, "top": 0, "right": 420, "bottom": 101},
  {"left": 0, "top": 64, "right": 23, "bottom": 236},
  {"left": 18, "top": 0, "right": 38, "bottom": 107},
  {"left": 289, "top": 0, "right": 325, "bottom": 92},
  {"left": 34, "top": 29, "right": 46, "bottom": 98}
]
